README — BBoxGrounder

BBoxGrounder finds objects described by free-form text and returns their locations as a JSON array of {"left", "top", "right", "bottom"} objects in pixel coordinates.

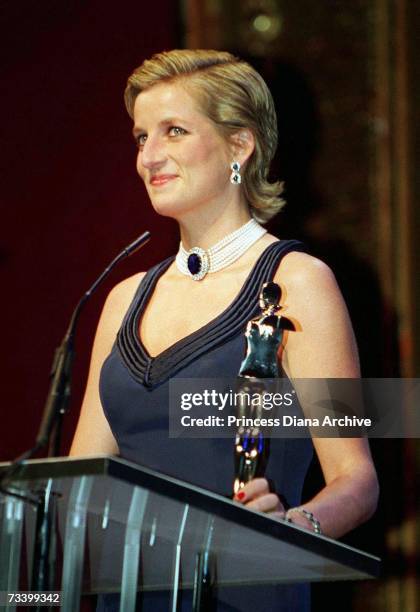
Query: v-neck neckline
[
  {"left": 135, "top": 241, "right": 280, "bottom": 362},
  {"left": 116, "top": 239, "right": 305, "bottom": 387}
]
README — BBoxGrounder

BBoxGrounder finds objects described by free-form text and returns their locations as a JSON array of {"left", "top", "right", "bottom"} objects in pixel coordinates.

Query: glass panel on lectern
[{"left": 1, "top": 469, "right": 375, "bottom": 600}]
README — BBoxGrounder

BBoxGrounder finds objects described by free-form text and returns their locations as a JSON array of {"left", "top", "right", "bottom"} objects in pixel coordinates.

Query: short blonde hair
[{"left": 124, "top": 49, "right": 285, "bottom": 223}]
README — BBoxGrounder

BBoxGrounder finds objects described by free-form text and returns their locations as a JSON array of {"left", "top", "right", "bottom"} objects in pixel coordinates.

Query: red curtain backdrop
[{"left": 1, "top": 1, "right": 179, "bottom": 459}]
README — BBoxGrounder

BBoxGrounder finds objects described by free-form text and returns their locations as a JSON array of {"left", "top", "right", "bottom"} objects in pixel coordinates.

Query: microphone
[
  {"left": 1, "top": 231, "right": 151, "bottom": 491},
  {"left": 37, "top": 230, "right": 151, "bottom": 451},
  {"left": 82, "top": 231, "right": 151, "bottom": 302},
  {"left": 122, "top": 232, "right": 152, "bottom": 257}
]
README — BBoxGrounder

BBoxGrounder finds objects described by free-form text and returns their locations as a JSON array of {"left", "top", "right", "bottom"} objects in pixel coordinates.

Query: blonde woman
[{"left": 70, "top": 50, "right": 378, "bottom": 611}]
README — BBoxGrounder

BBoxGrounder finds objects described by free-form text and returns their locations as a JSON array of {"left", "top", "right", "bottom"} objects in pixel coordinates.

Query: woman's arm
[
  {"left": 237, "top": 252, "right": 379, "bottom": 538},
  {"left": 69, "top": 273, "right": 144, "bottom": 457}
]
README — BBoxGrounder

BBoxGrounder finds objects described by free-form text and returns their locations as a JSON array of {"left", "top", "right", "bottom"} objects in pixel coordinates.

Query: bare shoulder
[
  {"left": 273, "top": 251, "right": 359, "bottom": 377},
  {"left": 106, "top": 271, "right": 146, "bottom": 305},
  {"left": 102, "top": 272, "right": 146, "bottom": 322},
  {"left": 275, "top": 251, "right": 336, "bottom": 291},
  {"left": 274, "top": 251, "right": 343, "bottom": 314}
]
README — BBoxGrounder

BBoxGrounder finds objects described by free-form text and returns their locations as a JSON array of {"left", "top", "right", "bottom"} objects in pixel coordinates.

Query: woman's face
[{"left": 132, "top": 81, "right": 234, "bottom": 220}]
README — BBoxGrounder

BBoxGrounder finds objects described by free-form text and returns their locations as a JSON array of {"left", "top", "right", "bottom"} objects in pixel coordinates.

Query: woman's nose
[{"left": 140, "top": 136, "right": 166, "bottom": 169}]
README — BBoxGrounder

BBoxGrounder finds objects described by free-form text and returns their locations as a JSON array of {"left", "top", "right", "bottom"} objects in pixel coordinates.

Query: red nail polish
[{"left": 236, "top": 491, "right": 245, "bottom": 501}]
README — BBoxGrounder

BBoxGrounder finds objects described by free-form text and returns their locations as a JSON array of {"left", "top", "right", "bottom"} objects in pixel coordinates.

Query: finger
[
  {"left": 245, "top": 493, "right": 285, "bottom": 514},
  {"left": 234, "top": 478, "right": 269, "bottom": 503},
  {"left": 271, "top": 510, "right": 286, "bottom": 520}
]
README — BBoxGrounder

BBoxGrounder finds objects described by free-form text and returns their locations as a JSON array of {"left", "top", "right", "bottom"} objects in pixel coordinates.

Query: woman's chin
[
  {"left": 148, "top": 198, "right": 194, "bottom": 221},
  {"left": 149, "top": 198, "right": 186, "bottom": 220}
]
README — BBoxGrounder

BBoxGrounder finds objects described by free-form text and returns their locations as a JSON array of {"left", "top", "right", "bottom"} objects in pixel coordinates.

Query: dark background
[{"left": 1, "top": 0, "right": 180, "bottom": 458}]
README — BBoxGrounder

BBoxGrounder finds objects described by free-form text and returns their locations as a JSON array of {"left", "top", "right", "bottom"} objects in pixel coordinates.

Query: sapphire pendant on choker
[
  {"left": 175, "top": 219, "right": 267, "bottom": 281},
  {"left": 186, "top": 247, "right": 210, "bottom": 280}
]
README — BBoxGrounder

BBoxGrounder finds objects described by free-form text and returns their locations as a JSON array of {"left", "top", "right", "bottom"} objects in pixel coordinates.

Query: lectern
[{"left": 0, "top": 457, "right": 380, "bottom": 611}]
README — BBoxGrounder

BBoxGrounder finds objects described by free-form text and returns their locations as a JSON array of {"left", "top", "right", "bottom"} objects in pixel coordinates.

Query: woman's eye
[
  {"left": 136, "top": 134, "right": 147, "bottom": 148},
  {"left": 169, "top": 126, "right": 187, "bottom": 137}
]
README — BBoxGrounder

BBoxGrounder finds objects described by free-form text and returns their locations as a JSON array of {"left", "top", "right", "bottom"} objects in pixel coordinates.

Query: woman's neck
[{"left": 178, "top": 203, "right": 253, "bottom": 251}]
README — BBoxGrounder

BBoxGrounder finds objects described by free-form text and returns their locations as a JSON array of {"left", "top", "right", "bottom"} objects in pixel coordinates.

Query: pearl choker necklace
[{"left": 175, "top": 219, "right": 267, "bottom": 280}]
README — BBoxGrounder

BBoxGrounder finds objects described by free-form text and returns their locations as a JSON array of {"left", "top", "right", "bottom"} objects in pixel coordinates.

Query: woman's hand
[
  {"left": 234, "top": 478, "right": 286, "bottom": 519},
  {"left": 233, "top": 478, "right": 325, "bottom": 533}
]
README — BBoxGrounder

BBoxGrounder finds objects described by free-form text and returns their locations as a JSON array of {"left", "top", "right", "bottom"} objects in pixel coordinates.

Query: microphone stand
[{"left": 0, "top": 231, "right": 151, "bottom": 600}]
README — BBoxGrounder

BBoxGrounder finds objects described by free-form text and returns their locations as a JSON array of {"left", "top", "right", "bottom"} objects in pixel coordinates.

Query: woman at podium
[{"left": 70, "top": 49, "right": 378, "bottom": 611}]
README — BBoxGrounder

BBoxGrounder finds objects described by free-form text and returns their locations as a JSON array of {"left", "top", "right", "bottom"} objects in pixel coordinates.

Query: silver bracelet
[{"left": 285, "top": 507, "right": 322, "bottom": 535}]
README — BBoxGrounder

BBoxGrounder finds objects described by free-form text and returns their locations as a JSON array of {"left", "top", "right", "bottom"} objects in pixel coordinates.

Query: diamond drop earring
[{"left": 230, "top": 161, "right": 241, "bottom": 185}]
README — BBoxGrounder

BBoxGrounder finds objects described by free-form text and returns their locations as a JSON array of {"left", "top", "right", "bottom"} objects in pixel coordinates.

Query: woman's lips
[{"left": 150, "top": 174, "right": 177, "bottom": 186}]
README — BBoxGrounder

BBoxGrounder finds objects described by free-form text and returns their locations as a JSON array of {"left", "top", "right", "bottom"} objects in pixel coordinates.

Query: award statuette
[
  {"left": 194, "top": 282, "right": 286, "bottom": 611},
  {"left": 233, "top": 281, "right": 284, "bottom": 495}
]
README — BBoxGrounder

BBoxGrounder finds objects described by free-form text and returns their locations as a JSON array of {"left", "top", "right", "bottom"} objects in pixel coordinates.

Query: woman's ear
[{"left": 230, "top": 129, "right": 255, "bottom": 165}]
